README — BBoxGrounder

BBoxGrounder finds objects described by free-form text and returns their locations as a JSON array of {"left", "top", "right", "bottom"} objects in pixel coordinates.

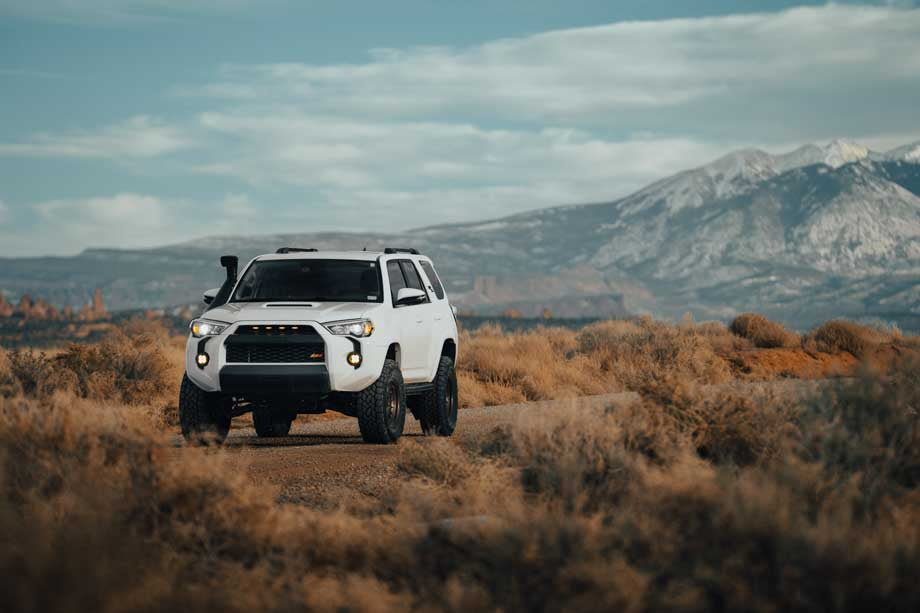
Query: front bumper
[
  {"left": 186, "top": 320, "right": 387, "bottom": 394},
  {"left": 219, "top": 365, "right": 330, "bottom": 397}
]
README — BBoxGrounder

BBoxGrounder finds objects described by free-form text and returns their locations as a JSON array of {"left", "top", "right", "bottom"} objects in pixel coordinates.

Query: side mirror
[
  {"left": 202, "top": 288, "right": 220, "bottom": 305},
  {"left": 396, "top": 287, "right": 426, "bottom": 306}
]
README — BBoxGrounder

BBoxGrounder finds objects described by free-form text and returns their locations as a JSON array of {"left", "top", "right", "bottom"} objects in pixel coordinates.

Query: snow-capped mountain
[{"left": 2, "top": 139, "right": 919, "bottom": 330}]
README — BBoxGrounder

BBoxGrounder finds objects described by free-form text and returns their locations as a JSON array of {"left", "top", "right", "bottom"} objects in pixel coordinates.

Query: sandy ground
[{"left": 165, "top": 379, "right": 828, "bottom": 506}]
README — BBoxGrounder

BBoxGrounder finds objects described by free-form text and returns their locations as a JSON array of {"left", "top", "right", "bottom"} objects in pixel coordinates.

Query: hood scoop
[{"left": 264, "top": 302, "right": 315, "bottom": 308}]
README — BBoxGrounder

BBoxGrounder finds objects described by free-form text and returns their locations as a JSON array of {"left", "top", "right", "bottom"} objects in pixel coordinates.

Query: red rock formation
[
  {"left": 0, "top": 288, "right": 108, "bottom": 322},
  {"left": 77, "top": 289, "right": 109, "bottom": 321},
  {"left": 0, "top": 294, "right": 13, "bottom": 318}
]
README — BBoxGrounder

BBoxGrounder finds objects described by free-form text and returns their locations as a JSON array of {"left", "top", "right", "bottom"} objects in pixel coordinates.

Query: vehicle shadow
[{"left": 222, "top": 432, "right": 424, "bottom": 448}]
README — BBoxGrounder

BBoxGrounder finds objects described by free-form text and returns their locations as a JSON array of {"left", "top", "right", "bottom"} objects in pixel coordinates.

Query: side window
[
  {"left": 386, "top": 261, "right": 407, "bottom": 306},
  {"left": 419, "top": 261, "right": 445, "bottom": 300},
  {"left": 399, "top": 261, "right": 430, "bottom": 303}
]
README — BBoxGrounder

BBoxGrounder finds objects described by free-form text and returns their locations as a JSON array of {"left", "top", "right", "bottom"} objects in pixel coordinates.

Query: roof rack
[
  {"left": 383, "top": 247, "right": 420, "bottom": 255},
  {"left": 276, "top": 247, "right": 318, "bottom": 254}
]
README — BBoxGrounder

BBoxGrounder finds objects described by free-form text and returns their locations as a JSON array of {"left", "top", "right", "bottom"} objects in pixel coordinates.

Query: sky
[{"left": 0, "top": 0, "right": 918, "bottom": 256}]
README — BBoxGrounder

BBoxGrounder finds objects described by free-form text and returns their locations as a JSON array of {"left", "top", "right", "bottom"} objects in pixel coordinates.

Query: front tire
[
  {"left": 356, "top": 359, "right": 406, "bottom": 444},
  {"left": 252, "top": 407, "right": 294, "bottom": 438},
  {"left": 179, "top": 374, "right": 230, "bottom": 445},
  {"left": 419, "top": 356, "right": 459, "bottom": 436}
]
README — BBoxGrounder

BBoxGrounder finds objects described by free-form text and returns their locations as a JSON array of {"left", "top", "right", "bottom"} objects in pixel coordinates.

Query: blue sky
[{"left": 1, "top": 0, "right": 918, "bottom": 256}]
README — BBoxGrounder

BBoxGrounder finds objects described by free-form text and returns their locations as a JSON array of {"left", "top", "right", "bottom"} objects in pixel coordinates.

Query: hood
[{"left": 203, "top": 301, "right": 382, "bottom": 325}]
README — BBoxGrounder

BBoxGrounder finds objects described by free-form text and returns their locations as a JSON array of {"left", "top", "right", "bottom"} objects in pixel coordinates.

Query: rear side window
[
  {"left": 400, "top": 261, "right": 425, "bottom": 292},
  {"left": 386, "top": 261, "right": 407, "bottom": 305},
  {"left": 419, "top": 261, "right": 445, "bottom": 300}
]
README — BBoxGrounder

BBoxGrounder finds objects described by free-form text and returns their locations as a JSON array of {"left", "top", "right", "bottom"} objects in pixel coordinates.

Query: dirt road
[{"left": 166, "top": 380, "right": 828, "bottom": 505}]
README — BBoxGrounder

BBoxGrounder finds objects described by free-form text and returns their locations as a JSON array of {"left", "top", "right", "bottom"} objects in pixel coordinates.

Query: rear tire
[
  {"left": 179, "top": 374, "right": 230, "bottom": 445},
  {"left": 419, "top": 356, "right": 458, "bottom": 437},
  {"left": 252, "top": 407, "right": 294, "bottom": 438},
  {"left": 356, "top": 359, "right": 406, "bottom": 444}
]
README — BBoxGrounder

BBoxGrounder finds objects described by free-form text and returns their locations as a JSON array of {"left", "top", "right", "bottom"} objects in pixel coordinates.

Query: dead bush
[
  {"left": 459, "top": 325, "right": 610, "bottom": 406},
  {"left": 3, "top": 349, "right": 60, "bottom": 397},
  {"left": 804, "top": 360, "right": 920, "bottom": 509},
  {"left": 635, "top": 377, "right": 801, "bottom": 467},
  {"left": 576, "top": 317, "right": 732, "bottom": 389},
  {"left": 0, "top": 348, "right": 22, "bottom": 398},
  {"left": 398, "top": 438, "right": 472, "bottom": 486},
  {"left": 2, "top": 361, "right": 920, "bottom": 611},
  {"left": 697, "top": 320, "right": 755, "bottom": 353},
  {"left": 730, "top": 312, "right": 800, "bottom": 348},
  {"left": 806, "top": 320, "right": 889, "bottom": 358},
  {"left": 54, "top": 330, "right": 174, "bottom": 405}
]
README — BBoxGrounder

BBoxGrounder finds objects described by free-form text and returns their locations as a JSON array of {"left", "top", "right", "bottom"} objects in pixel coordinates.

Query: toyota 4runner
[{"left": 179, "top": 247, "right": 459, "bottom": 444}]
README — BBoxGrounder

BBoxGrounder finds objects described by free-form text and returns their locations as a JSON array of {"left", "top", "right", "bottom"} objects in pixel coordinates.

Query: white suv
[{"left": 179, "top": 247, "right": 459, "bottom": 444}]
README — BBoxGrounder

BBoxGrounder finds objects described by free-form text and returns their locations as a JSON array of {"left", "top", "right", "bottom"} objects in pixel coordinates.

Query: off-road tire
[
  {"left": 356, "top": 359, "right": 406, "bottom": 444},
  {"left": 179, "top": 374, "right": 230, "bottom": 445},
  {"left": 252, "top": 408, "right": 294, "bottom": 438},
  {"left": 419, "top": 356, "right": 459, "bottom": 436}
]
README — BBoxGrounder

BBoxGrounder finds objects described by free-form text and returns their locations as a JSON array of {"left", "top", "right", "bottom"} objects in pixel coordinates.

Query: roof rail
[
  {"left": 383, "top": 247, "right": 420, "bottom": 255},
  {"left": 276, "top": 247, "right": 318, "bottom": 254}
]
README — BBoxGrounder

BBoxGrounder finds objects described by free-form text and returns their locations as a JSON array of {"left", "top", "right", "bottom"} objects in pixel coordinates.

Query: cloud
[
  {"left": 0, "top": 192, "right": 259, "bottom": 256},
  {"left": 3, "top": 3, "right": 920, "bottom": 256},
  {"left": 186, "top": 4, "right": 920, "bottom": 127},
  {"left": 192, "top": 110, "right": 728, "bottom": 220},
  {"left": 0, "top": 116, "right": 192, "bottom": 159}
]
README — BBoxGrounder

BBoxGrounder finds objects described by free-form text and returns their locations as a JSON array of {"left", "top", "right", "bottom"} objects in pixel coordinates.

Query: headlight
[
  {"left": 190, "top": 319, "right": 228, "bottom": 338},
  {"left": 323, "top": 318, "right": 374, "bottom": 337}
]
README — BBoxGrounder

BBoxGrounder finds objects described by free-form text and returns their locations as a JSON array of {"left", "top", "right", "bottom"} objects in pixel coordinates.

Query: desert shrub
[
  {"left": 459, "top": 325, "right": 610, "bottom": 406},
  {"left": 730, "top": 312, "right": 800, "bottom": 348},
  {"left": 803, "top": 360, "right": 920, "bottom": 509},
  {"left": 806, "top": 320, "right": 888, "bottom": 358},
  {"left": 696, "top": 320, "right": 754, "bottom": 353},
  {"left": 2, "top": 362, "right": 920, "bottom": 611},
  {"left": 576, "top": 317, "right": 732, "bottom": 389},
  {"left": 637, "top": 378, "right": 801, "bottom": 466},
  {"left": 3, "top": 349, "right": 61, "bottom": 397},
  {"left": 54, "top": 330, "right": 174, "bottom": 405},
  {"left": 0, "top": 348, "right": 22, "bottom": 398},
  {"left": 398, "top": 438, "right": 472, "bottom": 486}
]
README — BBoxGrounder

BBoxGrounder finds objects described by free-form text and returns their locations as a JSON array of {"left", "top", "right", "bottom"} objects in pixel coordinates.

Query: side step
[{"left": 404, "top": 382, "right": 434, "bottom": 396}]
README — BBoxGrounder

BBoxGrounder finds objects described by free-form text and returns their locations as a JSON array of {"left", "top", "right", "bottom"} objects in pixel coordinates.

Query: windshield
[{"left": 231, "top": 259, "right": 382, "bottom": 303}]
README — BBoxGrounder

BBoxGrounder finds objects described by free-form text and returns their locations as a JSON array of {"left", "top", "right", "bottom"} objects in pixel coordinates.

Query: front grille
[
  {"left": 226, "top": 343, "right": 324, "bottom": 364},
  {"left": 234, "top": 324, "right": 318, "bottom": 336}
]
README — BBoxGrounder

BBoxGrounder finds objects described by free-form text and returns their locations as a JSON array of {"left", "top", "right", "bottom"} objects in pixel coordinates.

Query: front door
[{"left": 386, "top": 259, "right": 434, "bottom": 382}]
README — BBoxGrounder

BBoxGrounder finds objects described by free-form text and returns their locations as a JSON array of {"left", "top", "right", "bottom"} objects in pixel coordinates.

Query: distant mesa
[{"left": 0, "top": 288, "right": 109, "bottom": 322}]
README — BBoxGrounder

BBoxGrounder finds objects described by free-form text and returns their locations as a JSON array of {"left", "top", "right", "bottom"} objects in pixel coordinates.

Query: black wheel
[
  {"left": 252, "top": 407, "right": 294, "bottom": 438},
  {"left": 419, "top": 356, "right": 459, "bottom": 437},
  {"left": 356, "top": 359, "right": 406, "bottom": 444},
  {"left": 179, "top": 374, "right": 230, "bottom": 445}
]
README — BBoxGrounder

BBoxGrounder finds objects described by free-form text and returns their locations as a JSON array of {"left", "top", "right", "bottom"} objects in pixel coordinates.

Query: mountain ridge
[{"left": 3, "top": 139, "right": 919, "bottom": 330}]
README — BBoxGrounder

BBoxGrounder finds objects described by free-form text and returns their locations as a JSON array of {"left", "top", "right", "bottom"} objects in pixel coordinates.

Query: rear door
[
  {"left": 385, "top": 259, "right": 434, "bottom": 382},
  {"left": 417, "top": 259, "right": 451, "bottom": 370}
]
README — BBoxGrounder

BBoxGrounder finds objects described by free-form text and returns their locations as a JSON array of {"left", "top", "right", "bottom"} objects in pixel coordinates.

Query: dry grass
[
  {"left": 2, "top": 319, "right": 184, "bottom": 427},
  {"left": 1, "top": 314, "right": 920, "bottom": 610},
  {"left": 4, "top": 313, "right": 913, "bottom": 417},
  {"left": 805, "top": 320, "right": 893, "bottom": 358},
  {"left": 1, "top": 360, "right": 919, "bottom": 611},
  {"left": 730, "top": 312, "right": 800, "bottom": 348},
  {"left": 459, "top": 317, "right": 734, "bottom": 407}
]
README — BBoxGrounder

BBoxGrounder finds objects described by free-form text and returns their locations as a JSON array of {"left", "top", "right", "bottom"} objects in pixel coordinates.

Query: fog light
[
  {"left": 196, "top": 353, "right": 209, "bottom": 367},
  {"left": 346, "top": 352, "right": 362, "bottom": 367}
]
